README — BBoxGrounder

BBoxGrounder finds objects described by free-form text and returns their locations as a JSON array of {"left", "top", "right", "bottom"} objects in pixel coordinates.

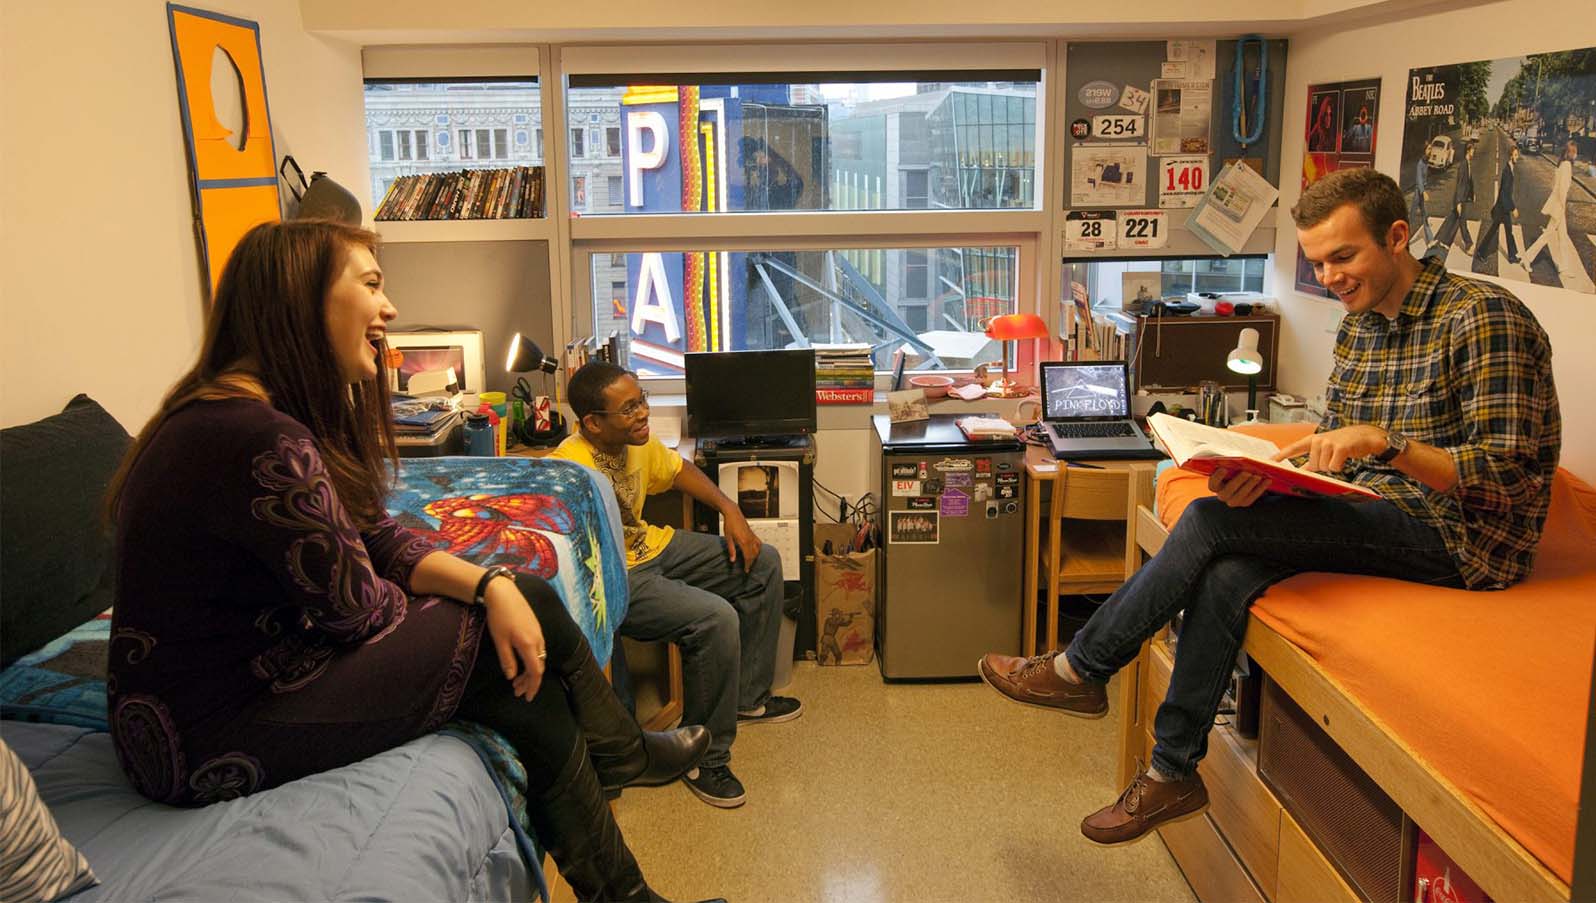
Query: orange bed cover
[{"left": 1155, "top": 423, "right": 1596, "bottom": 885}]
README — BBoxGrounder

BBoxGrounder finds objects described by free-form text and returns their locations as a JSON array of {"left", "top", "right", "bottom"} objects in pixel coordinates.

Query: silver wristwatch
[{"left": 1374, "top": 429, "right": 1408, "bottom": 464}]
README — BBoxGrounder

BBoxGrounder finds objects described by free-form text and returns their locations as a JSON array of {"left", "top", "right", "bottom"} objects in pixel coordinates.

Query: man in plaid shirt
[{"left": 980, "top": 167, "right": 1559, "bottom": 845}]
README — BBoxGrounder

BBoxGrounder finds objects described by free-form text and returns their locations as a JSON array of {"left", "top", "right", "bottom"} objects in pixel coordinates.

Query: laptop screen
[{"left": 1041, "top": 363, "right": 1130, "bottom": 420}]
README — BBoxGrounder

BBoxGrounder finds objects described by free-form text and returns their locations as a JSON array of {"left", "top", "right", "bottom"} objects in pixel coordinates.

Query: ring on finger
[{"left": 535, "top": 650, "right": 547, "bottom": 660}]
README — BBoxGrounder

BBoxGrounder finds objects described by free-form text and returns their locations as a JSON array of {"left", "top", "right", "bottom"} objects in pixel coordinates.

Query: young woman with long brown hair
[{"left": 105, "top": 219, "right": 711, "bottom": 902}]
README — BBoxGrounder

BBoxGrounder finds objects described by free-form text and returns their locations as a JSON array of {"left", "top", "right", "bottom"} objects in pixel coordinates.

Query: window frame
[{"left": 557, "top": 41, "right": 1061, "bottom": 387}]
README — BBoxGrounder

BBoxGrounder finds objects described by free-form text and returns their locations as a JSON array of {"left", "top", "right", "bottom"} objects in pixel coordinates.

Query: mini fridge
[{"left": 872, "top": 414, "right": 1025, "bottom": 680}]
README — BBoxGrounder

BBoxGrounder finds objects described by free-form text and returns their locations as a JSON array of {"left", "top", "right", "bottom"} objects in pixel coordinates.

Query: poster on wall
[
  {"left": 1400, "top": 51, "right": 1596, "bottom": 294},
  {"left": 1296, "top": 78, "right": 1381, "bottom": 298},
  {"left": 167, "top": 5, "right": 281, "bottom": 299}
]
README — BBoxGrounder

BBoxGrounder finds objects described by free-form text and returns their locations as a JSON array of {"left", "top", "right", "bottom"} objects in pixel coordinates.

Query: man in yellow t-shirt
[{"left": 551, "top": 362, "right": 801, "bottom": 809}]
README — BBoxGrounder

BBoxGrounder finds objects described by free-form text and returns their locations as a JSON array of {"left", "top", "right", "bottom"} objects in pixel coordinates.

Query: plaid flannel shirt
[{"left": 1320, "top": 256, "right": 1560, "bottom": 589}]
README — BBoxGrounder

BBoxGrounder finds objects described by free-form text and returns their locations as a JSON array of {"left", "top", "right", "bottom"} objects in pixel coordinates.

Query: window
[
  {"left": 903, "top": 170, "right": 929, "bottom": 209},
  {"left": 565, "top": 72, "right": 1039, "bottom": 214},
  {"left": 904, "top": 249, "right": 929, "bottom": 298},
  {"left": 592, "top": 244, "right": 1017, "bottom": 376},
  {"left": 376, "top": 128, "right": 429, "bottom": 162},
  {"left": 606, "top": 175, "right": 623, "bottom": 204},
  {"left": 571, "top": 127, "right": 585, "bottom": 158},
  {"left": 563, "top": 47, "right": 1046, "bottom": 380},
  {"left": 1158, "top": 258, "right": 1267, "bottom": 296},
  {"left": 363, "top": 79, "right": 538, "bottom": 204},
  {"left": 1065, "top": 258, "right": 1267, "bottom": 317}
]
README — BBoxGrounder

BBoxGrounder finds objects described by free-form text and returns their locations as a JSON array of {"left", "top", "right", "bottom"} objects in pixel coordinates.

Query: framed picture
[
  {"left": 387, "top": 329, "right": 486, "bottom": 396},
  {"left": 1121, "top": 272, "right": 1163, "bottom": 311},
  {"left": 1298, "top": 77, "right": 1381, "bottom": 298}
]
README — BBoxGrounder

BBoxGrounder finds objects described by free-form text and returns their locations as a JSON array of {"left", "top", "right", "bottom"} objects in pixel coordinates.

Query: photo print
[
  {"left": 1400, "top": 50, "right": 1595, "bottom": 293},
  {"left": 1297, "top": 78, "right": 1381, "bottom": 298},
  {"left": 736, "top": 464, "right": 783, "bottom": 520}
]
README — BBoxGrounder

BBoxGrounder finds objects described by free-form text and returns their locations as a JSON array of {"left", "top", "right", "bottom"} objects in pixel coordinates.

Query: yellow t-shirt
[{"left": 550, "top": 433, "right": 683, "bottom": 567}]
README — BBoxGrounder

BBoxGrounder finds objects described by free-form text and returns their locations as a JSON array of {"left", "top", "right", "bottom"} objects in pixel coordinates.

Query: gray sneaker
[{"left": 683, "top": 764, "right": 746, "bottom": 808}]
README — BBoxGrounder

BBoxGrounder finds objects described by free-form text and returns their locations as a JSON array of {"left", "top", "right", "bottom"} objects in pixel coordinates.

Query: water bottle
[{"left": 463, "top": 412, "right": 495, "bottom": 456}]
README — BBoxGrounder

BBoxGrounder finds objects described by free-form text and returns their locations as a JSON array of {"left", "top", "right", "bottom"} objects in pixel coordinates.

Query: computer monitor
[{"left": 685, "top": 349, "right": 817, "bottom": 439}]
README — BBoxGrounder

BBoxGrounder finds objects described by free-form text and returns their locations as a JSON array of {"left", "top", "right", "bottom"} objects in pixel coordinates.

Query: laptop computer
[{"left": 1038, "top": 361, "right": 1161, "bottom": 460}]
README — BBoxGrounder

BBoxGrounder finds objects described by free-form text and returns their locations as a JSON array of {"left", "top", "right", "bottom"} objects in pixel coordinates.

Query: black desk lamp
[
  {"left": 506, "top": 333, "right": 559, "bottom": 375},
  {"left": 506, "top": 333, "right": 566, "bottom": 446},
  {"left": 1226, "top": 327, "right": 1264, "bottom": 422}
]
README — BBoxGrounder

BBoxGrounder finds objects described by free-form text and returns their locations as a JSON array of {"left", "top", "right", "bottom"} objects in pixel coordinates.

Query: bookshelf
[{"left": 375, "top": 218, "right": 557, "bottom": 244}]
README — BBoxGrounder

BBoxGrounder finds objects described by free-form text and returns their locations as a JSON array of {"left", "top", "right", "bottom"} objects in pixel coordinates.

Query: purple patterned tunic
[{"left": 109, "top": 398, "right": 482, "bottom": 806}]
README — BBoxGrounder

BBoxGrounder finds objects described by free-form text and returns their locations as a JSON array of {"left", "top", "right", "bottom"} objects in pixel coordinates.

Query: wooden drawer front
[
  {"left": 1199, "top": 725, "right": 1282, "bottom": 901},
  {"left": 1277, "top": 810, "right": 1361, "bottom": 903},
  {"left": 1160, "top": 812, "right": 1268, "bottom": 903}
]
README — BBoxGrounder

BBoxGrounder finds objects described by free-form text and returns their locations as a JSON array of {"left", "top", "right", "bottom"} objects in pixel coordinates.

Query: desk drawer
[
  {"left": 1199, "top": 724, "right": 1281, "bottom": 900},
  {"left": 1277, "top": 809, "right": 1361, "bottom": 903},
  {"left": 1160, "top": 811, "right": 1268, "bottom": 903}
]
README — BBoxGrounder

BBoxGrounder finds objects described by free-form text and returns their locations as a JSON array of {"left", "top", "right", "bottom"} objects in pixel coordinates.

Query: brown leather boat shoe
[
  {"left": 1081, "top": 771, "right": 1209, "bottom": 846},
  {"left": 977, "top": 651, "right": 1108, "bottom": 718}
]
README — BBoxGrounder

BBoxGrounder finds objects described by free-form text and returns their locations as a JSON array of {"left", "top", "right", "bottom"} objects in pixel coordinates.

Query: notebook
[{"left": 1039, "top": 361, "right": 1161, "bottom": 460}]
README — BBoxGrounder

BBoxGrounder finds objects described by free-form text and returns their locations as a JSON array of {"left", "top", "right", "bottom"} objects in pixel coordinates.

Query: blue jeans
[
  {"left": 1065, "top": 495, "right": 1463, "bottom": 780},
  {"left": 624, "top": 530, "right": 784, "bottom": 768}
]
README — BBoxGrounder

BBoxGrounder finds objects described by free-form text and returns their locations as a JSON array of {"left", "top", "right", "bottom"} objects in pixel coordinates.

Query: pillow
[
  {"left": 0, "top": 738, "right": 98, "bottom": 902},
  {"left": 1, "top": 395, "right": 132, "bottom": 668}
]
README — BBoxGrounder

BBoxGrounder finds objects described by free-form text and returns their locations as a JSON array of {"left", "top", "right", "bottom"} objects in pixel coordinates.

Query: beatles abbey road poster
[{"left": 1401, "top": 50, "right": 1596, "bottom": 294}]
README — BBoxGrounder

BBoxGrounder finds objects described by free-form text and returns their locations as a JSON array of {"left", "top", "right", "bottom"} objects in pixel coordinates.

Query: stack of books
[
  {"left": 391, "top": 396, "right": 460, "bottom": 438},
  {"left": 374, "top": 167, "right": 545, "bottom": 221},
  {"left": 813, "top": 344, "right": 875, "bottom": 405}
]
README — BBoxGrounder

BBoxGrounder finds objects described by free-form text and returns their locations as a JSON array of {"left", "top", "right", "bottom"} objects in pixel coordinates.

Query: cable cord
[{"left": 1231, "top": 35, "right": 1268, "bottom": 149}]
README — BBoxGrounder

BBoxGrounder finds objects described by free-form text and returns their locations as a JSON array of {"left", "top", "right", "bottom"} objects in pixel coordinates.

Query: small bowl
[{"left": 908, "top": 374, "right": 955, "bottom": 398}]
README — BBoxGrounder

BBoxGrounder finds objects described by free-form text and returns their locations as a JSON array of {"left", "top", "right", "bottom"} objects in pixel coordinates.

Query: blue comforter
[{"left": 0, "top": 455, "right": 627, "bottom": 903}]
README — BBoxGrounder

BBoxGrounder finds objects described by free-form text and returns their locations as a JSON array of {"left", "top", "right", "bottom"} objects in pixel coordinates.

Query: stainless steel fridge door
[{"left": 878, "top": 449, "right": 1025, "bottom": 679}]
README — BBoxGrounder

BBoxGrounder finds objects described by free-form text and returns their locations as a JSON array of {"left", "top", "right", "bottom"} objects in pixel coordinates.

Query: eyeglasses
[{"left": 592, "top": 391, "right": 650, "bottom": 420}]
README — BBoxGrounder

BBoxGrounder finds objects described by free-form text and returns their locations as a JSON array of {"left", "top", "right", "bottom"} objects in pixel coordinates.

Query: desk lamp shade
[
  {"left": 983, "top": 313, "right": 1049, "bottom": 398},
  {"left": 1226, "top": 327, "right": 1265, "bottom": 416},
  {"left": 506, "top": 333, "right": 559, "bottom": 374}
]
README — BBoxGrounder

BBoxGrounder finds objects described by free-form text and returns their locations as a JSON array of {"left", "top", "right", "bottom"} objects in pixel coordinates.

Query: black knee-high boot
[
  {"left": 533, "top": 733, "right": 661, "bottom": 903},
  {"left": 558, "top": 643, "right": 710, "bottom": 791}
]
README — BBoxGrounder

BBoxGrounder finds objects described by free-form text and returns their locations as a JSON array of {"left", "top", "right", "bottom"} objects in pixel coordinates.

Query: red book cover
[{"left": 1148, "top": 413, "right": 1379, "bottom": 500}]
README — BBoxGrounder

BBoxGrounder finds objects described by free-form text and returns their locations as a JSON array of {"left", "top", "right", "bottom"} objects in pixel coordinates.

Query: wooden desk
[{"left": 1021, "top": 445, "right": 1157, "bottom": 657}]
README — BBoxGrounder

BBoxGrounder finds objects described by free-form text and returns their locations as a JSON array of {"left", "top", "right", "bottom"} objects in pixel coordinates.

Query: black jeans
[
  {"left": 454, "top": 574, "right": 586, "bottom": 794},
  {"left": 1065, "top": 496, "right": 1464, "bottom": 779}
]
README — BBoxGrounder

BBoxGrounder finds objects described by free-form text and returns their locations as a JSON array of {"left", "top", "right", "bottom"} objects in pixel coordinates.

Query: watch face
[{"left": 1379, "top": 431, "right": 1407, "bottom": 462}]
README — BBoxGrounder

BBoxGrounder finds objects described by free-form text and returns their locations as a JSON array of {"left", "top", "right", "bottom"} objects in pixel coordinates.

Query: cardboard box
[{"left": 814, "top": 523, "right": 877, "bottom": 666}]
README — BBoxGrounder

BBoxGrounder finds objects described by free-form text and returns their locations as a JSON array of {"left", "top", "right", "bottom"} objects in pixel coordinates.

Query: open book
[{"left": 1146, "top": 413, "right": 1379, "bottom": 500}]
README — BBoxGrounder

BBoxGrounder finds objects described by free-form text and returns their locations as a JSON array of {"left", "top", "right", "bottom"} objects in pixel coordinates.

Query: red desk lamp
[{"left": 982, "top": 313, "right": 1049, "bottom": 398}]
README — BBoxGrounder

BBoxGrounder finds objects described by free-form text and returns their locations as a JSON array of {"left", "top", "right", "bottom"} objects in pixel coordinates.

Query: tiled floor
[{"left": 614, "top": 662, "right": 1196, "bottom": 903}]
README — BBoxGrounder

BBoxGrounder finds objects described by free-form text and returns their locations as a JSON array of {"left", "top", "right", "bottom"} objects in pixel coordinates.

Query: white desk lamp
[{"left": 1226, "top": 327, "right": 1265, "bottom": 423}]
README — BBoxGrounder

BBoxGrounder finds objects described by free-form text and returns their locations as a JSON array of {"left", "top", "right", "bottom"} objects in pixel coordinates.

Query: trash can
[{"left": 772, "top": 586, "right": 802, "bottom": 690}]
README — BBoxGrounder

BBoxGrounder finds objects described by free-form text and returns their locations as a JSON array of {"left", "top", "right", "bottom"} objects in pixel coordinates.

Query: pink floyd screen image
[{"left": 1043, "top": 364, "right": 1128, "bottom": 419}]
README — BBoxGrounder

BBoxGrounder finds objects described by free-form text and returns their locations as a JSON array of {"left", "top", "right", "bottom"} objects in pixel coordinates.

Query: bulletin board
[
  {"left": 1062, "top": 39, "right": 1288, "bottom": 259},
  {"left": 167, "top": 4, "right": 281, "bottom": 300}
]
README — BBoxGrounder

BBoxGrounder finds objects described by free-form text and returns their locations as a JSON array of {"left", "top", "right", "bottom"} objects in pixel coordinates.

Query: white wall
[
  {"left": 1272, "top": 0, "right": 1596, "bottom": 478},
  {"left": 0, "top": 0, "right": 367, "bottom": 432}
]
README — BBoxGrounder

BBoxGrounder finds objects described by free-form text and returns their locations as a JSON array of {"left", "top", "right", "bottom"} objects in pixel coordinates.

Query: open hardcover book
[{"left": 1147, "top": 413, "right": 1380, "bottom": 500}]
